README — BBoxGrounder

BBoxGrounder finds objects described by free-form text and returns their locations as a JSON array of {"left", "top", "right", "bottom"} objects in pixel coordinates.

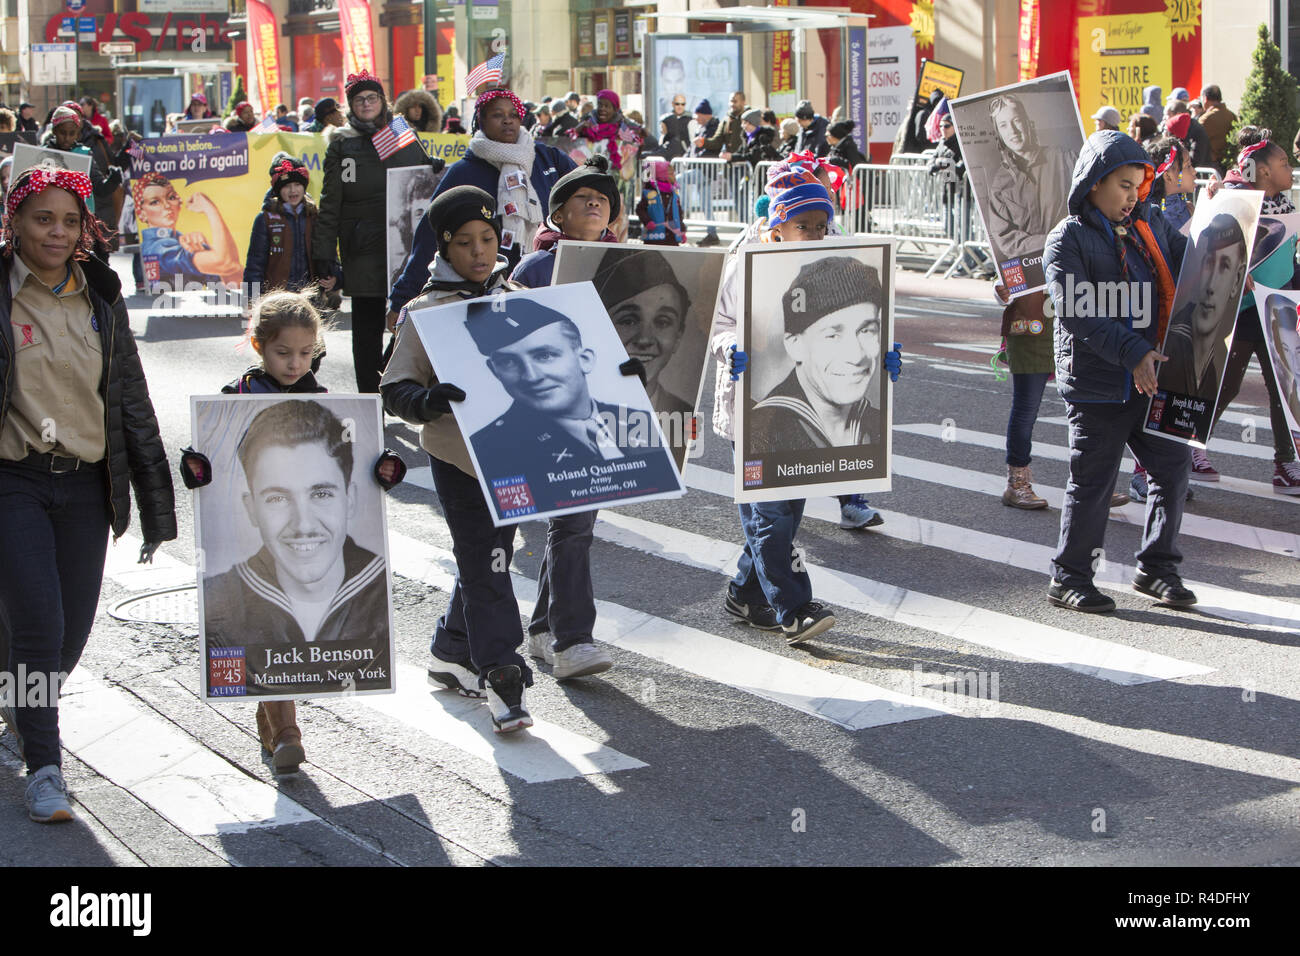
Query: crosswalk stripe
[
  {"left": 344, "top": 663, "right": 648, "bottom": 783},
  {"left": 890, "top": 450, "right": 1300, "bottom": 558},
  {"left": 682, "top": 466, "right": 1300, "bottom": 636},
  {"left": 584, "top": 511, "right": 1211, "bottom": 686},
  {"left": 385, "top": 518, "right": 954, "bottom": 730},
  {"left": 58, "top": 669, "right": 319, "bottom": 836}
]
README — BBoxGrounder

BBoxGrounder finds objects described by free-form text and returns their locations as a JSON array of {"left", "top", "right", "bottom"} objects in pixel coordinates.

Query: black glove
[
  {"left": 381, "top": 381, "right": 466, "bottom": 424},
  {"left": 374, "top": 449, "right": 408, "bottom": 490},
  {"left": 179, "top": 447, "right": 212, "bottom": 489},
  {"left": 619, "top": 358, "right": 647, "bottom": 387},
  {"left": 429, "top": 156, "right": 447, "bottom": 174}
]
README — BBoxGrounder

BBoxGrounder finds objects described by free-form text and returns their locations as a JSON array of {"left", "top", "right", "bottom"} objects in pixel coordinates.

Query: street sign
[
  {"left": 29, "top": 42, "right": 77, "bottom": 85},
  {"left": 99, "top": 41, "right": 135, "bottom": 56},
  {"left": 57, "top": 16, "right": 75, "bottom": 36},
  {"left": 78, "top": 16, "right": 96, "bottom": 34},
  {"left": 66, "top": 0, "right": 86, "bottom": 11}
]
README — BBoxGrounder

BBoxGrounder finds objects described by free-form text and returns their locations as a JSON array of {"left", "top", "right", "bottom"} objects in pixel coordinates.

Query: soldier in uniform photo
[
  {"left": 1159, "top": 213, "right": 1247, "bottom": 400},
  {"left": 748, "top": 256, "right": 885, "bottom": 452},
  {"left": 1268, "top": 295, "right": 1300, "bottom": 428},
  {"left": 466, "top": 296, "right": 678, "bottom": 496},
  {"left": 203, "top": 401, "right": 388, "bottom": 649}
]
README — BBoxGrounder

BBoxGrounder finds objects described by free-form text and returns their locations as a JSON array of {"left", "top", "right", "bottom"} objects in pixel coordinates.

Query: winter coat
[
  {"left": 904, "top": 91, "right": 942, "bottom": 155},
  {"left": 826, "top": 134, "right": 868, "bottom": 173},
  {"left": 927, "top": 134, "right": 967, "bottom": 197},
  {"left": 394, "top": 89, "right": 444, "bottom": 134},
  {"left": 636, "top": 187, "right": 684, "bottom": 245},
  {"left": 244, "top": 192, "right": 342, "bottom": 296},
  {"left": 1044, "top": 130, "right": 1187, "bottom": 404},
  {"left": 222, "top": 367, "right": 326, "bottom": 394},
  {"left": 1200, "top": 103, "right": 1237, "bottom": 166},
  {"left": 795, "top": 115, "right": 829, "bottom": 157},
  {"left": 543, "top": 110, "right": 580, "bottom": 137},
  {"left": 688, "top": 117, "right": 720, "bottom": 157},
  {"left": 729, "top": 126, "right": 782, "bottom": 167},
  {"left": 388, "top": 139, "right": 575, "bottom": 312},
  {"left": 313, "top": 117, "right": 433, "bottom": 298},
  {"left": 0, "top": 250, "right": 176, "bottom": 542},
  {"left": 659, "top": 112, "right": 692, "bottom": 160},
  {"left": 703, "top": 109, "right": 746, "bottom": 155}
]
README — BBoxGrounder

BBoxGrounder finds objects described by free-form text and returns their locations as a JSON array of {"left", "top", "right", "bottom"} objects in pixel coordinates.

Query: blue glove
[
  {"left": 885, "top": 342, "right": 902, "bottom": 383},
  {"left": 729, "top": 343, "right": 748, "bottom": 382}
]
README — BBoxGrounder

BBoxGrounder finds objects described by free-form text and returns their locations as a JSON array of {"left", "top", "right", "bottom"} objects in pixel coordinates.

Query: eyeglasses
[
  {"left": 353, "top": 93, "right": 382, "bottom": 106},
  {"left": 673, "top": 101, "right": 686, "bottom": 106}
]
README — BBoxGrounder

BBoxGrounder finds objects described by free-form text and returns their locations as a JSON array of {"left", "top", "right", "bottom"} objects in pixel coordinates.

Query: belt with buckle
[{"left": 22, "top": 451, "right": 82, "bottom": 473}]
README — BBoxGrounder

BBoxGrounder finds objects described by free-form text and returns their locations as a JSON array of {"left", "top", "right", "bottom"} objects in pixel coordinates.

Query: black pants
[
  {"left": 528, "top": 511, "right": 598, "bottom": 652},
  {"left": 351, "top": 295, "right": 387, "bottom": 393}
]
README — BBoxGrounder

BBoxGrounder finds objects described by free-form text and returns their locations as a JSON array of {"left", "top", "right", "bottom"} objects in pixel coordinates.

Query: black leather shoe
[
  {"left": 1132, "top": 571, "right": 1197, "bottom": 608},
  {"left": 1047, "top": 579, "right": 1116, "bottom": 614}
]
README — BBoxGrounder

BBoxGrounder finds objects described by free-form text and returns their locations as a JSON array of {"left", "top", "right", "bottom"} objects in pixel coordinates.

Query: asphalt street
[{"left": 3, "top": 257, "right": 1298, "bottom": 868}]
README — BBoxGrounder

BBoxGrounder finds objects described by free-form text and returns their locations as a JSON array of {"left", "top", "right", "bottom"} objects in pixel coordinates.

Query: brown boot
[
  {"left": 255, "top": 701, "right": 305, "bottom": 774},
  {"left": 1002, "top": 465, "right": 1048, "bottom": 510}
]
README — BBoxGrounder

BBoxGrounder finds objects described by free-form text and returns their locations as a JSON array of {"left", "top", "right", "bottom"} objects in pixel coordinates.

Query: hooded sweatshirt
[
  {"left": 1044, "top": 130, "right": 1187, "bottom": 404},
  {"left": 1141, "top": 86, "right": 1163, "bottom": 123}
]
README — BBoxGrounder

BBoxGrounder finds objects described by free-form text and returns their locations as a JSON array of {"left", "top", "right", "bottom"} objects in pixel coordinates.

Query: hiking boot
[
  {"left": 1046, "top": 579, "right": 1116, "bottom": 614},
  {"left": 839, "top": 495, "right": 885, "bottom": 528},
  {"left": 484, "top": 665, "right": 532, "bottom": 733},
  {"left": 1189, "top": 448, "right": 1220, "bottom": 482},
  {"left": 1274, "top": 460, "right": 1300, "bottom": 496},
  {"left": 1132, "top": 571, "right": 1198, "bottom": 608},
  {"left": 25, "top": 765, "right": 73, "bottom": 824},
  {"left": 724, "top": 586, "right": 781, "bottom": 631},
  {"left": 427, "top": 655, "right": 485, "bottom": 699},
  {"left": 527, "top": 630, "right": 556, "bottom": 664},
  {"left": 1002, "top": 465, "right": 1048, "bottom": 510},
  {"left": 552, "top": 642, "right": 613, "bottom": 680},
  {"left": 781, "top": 602, "right": 836, "bottom": 646}
]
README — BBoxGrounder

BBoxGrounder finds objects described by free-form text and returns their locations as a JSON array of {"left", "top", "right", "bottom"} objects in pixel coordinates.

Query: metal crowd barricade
[
  {"left": 671, "top": 157, "right": 759, "bottom": 226},
  {"left": 842, "top": 163, "right": 959, "bottom": 271}
]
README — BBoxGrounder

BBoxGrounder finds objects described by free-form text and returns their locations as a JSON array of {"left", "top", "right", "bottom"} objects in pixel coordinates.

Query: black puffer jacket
[{"left": 0, "top": 250, "right": 176, "bottom": 541}]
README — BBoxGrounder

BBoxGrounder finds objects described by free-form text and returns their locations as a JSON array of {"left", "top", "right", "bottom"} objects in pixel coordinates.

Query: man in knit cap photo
[{"left": 747, "top": 254, "right": 889, "bottom": 453}]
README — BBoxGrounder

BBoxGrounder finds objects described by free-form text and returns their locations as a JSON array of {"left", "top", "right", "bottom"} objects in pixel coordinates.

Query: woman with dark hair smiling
[{"left": 0, "top": 165, "right": 176, "bottom": 823}]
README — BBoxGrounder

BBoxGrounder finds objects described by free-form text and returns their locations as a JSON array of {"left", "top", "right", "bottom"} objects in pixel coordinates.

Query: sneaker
[
  {"left": 484, "top": 666, "right": 532, "bottom": 733},
  {"left": 526, "top": 630, "right": 556, "bottom": 665},
  {"left": 1132, "top": 571, "right": 1198, "bottom": 607},
  {"left": 781, "top": 602, "right": 836, "bottom": 646},
  {"left": 697, "top": 231, "right": 721, "bottom": 248},
  {"left": 1046, "top": 579, "right": 1116, "bottom": 614},
  {"left": 724, "top": 587, "right": 782, "bottom": 631},
  {"left": 1109, "top": 491, "right": 1130, "bottom": 508},
  {"left": 839, "top": 495, "right": 885, "bottom": 528},
  {"left": 552, "top": 642, "right": 613, "bottom": 680},
  {"left": 1189, "top": 448, "right": 1220, "bottom": 482},
  {"left": 0, "top": 704, "right": 22, "bottom": 756},
  {"left": 426, "top": 655, "right": 485, "bottom": 698},
  {"left": 25, "top": 765, "right": 73, "bottom": 824},
  {"left": 1128, "top": 471, "right": 1148, "bottom": 503},
  {"left": 1274, "top": 461, "right": 1300, "bottom": 496}
]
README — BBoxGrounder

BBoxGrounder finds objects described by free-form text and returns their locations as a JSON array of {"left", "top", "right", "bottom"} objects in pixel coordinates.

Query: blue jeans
[
  {"left": 528, "top": 510, "right": 597, "bottom": 652},
  {"left": 0, "top": 460, "right": 110, "bottom": 773},
  {"left": 733, "top": 499, "right": 812, "bottom": 625},
  {"left": 1052, "top": 393, "right": 1190, "bottom": 586},
  {"left": 1006, "top": 372, "right": 1051, "bottom": 467},
  {"left": 427, "top": 456, "right": 530, "bottom": 686}
]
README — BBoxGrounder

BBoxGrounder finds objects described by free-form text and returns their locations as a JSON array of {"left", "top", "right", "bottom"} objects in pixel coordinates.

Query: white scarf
[{"left": 470, "top": 126, "right": 543, "bottom": 253}]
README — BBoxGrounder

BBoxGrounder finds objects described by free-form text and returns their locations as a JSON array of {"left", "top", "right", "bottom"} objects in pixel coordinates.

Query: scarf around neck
[{"left": 470, "top": 126, "right": 543, "bottom": 254}]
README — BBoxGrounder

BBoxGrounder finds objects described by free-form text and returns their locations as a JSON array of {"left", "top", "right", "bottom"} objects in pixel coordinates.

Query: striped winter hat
[{"left": 767, "top": 179, "right": 835, "bottom": 228}]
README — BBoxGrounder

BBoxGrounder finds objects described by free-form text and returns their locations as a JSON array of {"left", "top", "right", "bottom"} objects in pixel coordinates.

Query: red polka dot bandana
[
  {"left": 475, "top": 89, "right": 525, "bottom": 121},
  {"left": 5, "top": 166, "right": 92, "bottom": 223}
]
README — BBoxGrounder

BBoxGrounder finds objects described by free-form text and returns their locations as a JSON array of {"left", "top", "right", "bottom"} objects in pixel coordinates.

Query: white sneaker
[
  {"left": 426, "top": 656, "right": 485, "bottom": 698},
  {"left": 484, "top": 666, "right": 532, "bottom": 733},
  {"left": 26, "top": 765, "right": 73, "bottom": 824},
  {"left": 526, "top": 631, "right": 555, "bottom": 664},
  {"left": 552, "top": 642, "right": 613, "bottom": 680}
]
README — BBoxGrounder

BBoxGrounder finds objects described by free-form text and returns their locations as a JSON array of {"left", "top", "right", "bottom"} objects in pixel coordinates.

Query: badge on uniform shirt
[
  {"left": 504, "top": 201, "right": 518, "bottom": 216},
  {"left": 505, "top": 171, "right": 527, "bottom": 190},
  {"left": 500, "top": 229, "right": 515, "bottom": 249}
]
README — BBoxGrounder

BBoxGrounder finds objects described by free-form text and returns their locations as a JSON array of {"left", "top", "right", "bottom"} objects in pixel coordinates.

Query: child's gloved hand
[
  {"left": 729, "top": 344, "right": 747, "bottom": 382},
  {"left": 418, "top": 383, "right": 467, "bottom": 419},
  {"left": 619, "top": 358, "right": 647, "bottom": 386},
  {"left": 374, "top": 449, "right": 407, "bottom": 490},
  {"left": 179, "top": 447, "right": 212, "bottom": 489},
  {"left": 885, "top": 343, "right": 903, "bottom": 383}
]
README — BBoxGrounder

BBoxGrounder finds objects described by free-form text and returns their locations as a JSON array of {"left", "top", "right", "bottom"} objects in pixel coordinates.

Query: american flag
[
  {"left": 372, "top": 114, "right": 417, "bottom": 161},
  {"left": 257, "top": 113, "right": 278, "bottom": 132},
  {"left": 925, "top": 96, "right": 950, "bottom": 144},
  {"left": 465, "top": 53, "right": 505, "bottom": 95}
]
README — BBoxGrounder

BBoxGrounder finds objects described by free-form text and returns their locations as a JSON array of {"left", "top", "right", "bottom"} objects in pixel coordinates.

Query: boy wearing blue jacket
[{"left": 1043, "top": 131, "right": 1194, "bottom": 613}]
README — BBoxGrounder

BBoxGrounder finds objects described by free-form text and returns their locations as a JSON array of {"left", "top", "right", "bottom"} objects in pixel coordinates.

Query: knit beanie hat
[
  {"left": 314, "top": 97, "right": 340, "bottom": 120},
  {"left": 548, "top": 155, "right": 622, "bottom": 222},
  {"left": 694, "top": 99, "right": 713, "bottom": 116},
  {"left": 768, "top": 180, "right": 835, "bottom": 229},
  {"left": 51, "top": 102, "right": 82, "bottom": 129},
  {"left": 1165, "top": 112, "right": 1191, "bottom": 141},
  {"left": 429, "top": 185, "right": 501, "bottom": 256},
  {"left": 828, "top": 120, "right": 855, "bottom": 140},
  {"left": 270, "top": 156, "right": 310, "bottom": 194},
  {"left": 741, "top": 108, "right": 762, "bottom": 127},
  {"left": 794, "top": 100, "right": 816, "bottom": 120},
  {"left": 345, "top": 70, "right": 384, "bottom": 103},
  {"left": 596, "top": 89, "right": 620, "bottom": 110},
  {"left": 782, "top": 257, "right": 883, "bottom": 335},
  {"left": 780, "top": 118, "right": 800, "bottom": 139}
]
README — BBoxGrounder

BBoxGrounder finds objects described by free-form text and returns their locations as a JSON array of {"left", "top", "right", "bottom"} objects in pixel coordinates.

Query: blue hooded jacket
[{"left": 1044, "top": 130, "right": 1188, "bottom": 404}]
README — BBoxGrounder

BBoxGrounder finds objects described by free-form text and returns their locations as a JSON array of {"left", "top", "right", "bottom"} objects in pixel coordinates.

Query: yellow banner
[
  {"left": 916, "top": 59, "right": 963, "bottom": 107},
  {"left": 1078, "top": 13, "right": 1172, "bottom": 122},
  {"left": 417, "top": 132, "right": 470, "bottom": 163}
]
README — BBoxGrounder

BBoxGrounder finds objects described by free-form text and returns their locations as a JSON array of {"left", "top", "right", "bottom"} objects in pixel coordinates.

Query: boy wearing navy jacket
[{"left": 1044, "top": 131, "right": 1194, "bottom": 613}]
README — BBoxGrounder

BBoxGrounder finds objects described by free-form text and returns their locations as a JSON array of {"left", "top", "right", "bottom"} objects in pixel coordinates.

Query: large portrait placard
[
  {"left": 949, "top": 72, "right": 1084, "bottom": 299},
  {"left": 1240, "top": 285, "right": 1300, "bottom": 461},
  {"left": 192, "top": 395, "right": 395, "bottom": 703},
  {"left": 734, "top": 237, "right": 895, "bottom": 503},
  {"left": 1144, "top": 188, "right": 1263, "bottom": 446},
  {"left": 552, "top": 241, "right": 727, "bottom": 471},
  {"left": 406, "top": 283, "right": 687, "bottom": 526}
]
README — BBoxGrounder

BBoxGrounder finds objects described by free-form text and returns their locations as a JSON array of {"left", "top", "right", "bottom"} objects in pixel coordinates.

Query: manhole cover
[{"left": 108, "top": 585, "right": 199, "bottom": 626}]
